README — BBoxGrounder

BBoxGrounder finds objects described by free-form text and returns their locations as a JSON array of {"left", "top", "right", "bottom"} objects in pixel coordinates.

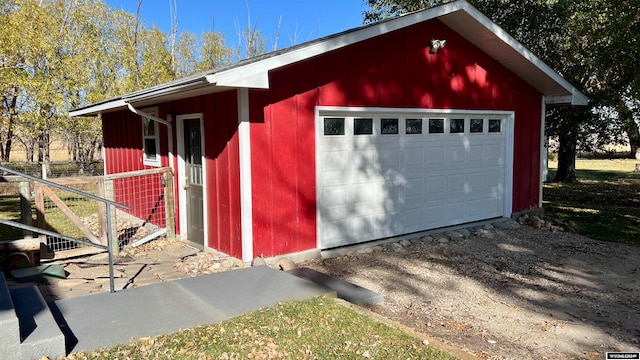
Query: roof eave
[{"left": 69, "top": 98, "right": 128, "bottom": 117}]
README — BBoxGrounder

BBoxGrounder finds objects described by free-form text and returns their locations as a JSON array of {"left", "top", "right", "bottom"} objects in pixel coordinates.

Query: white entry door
[{"left": 316, "top": 109, "right": 513, "bottom": 249}]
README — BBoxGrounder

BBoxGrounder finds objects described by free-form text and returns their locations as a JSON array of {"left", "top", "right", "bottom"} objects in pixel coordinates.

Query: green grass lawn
[
  {"left": 0, "top": 183, "right": 98, "bottom": 241},
  {"left": 545, "top": 159, "right": 640, "bottom": 245},
  {"left": 0, "top": 193, "right": 25, "bottom": 240},
  {"left": 64, "top": 297, "right": 457, "bottom": 360}
]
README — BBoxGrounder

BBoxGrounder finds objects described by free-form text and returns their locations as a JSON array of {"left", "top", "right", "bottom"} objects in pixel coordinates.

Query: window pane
[
  {"left": 381, "top": 118, "right": 399, "bottom": 134},
  {"left": 428, "top": 119, "right": 444, "bottom": 134},
  {"left": 450, "top": 118, "right": 465, "bottom": 133},
  {"left": 354, "top": 118, "right": 373, "bottom": 135},
  {"left": 144, "top": 138, "right": 157, "bottom": 159},
  {"left": 489, "top": 119, "right": 501, "bottom": 133},
  {"left": 324, "top": 118, "right": 345, "bottom": 135},
  {"left": 470, "top": 118, "right": 484, "bottom": 133},
  {"left": 406, "top": 118, "right": 422, "bottom": 134},
  {"left": 143, "top": 118, "right": 155, "bottom": 136}
]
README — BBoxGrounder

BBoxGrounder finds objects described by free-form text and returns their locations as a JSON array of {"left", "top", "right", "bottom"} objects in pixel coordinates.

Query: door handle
[{"left": 184, "top": 177, "right": 189, "bottom": 190}]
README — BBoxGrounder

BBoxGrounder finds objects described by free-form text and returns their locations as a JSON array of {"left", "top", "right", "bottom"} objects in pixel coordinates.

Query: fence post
[
  {"left": 34, "top": 183, "right": 46, "bottom": 245},
  {"left": 104, "top": 177, "right": 119, "bottom": 255},
  {"left": 163, "top": 170, "right": 176, "bottom": 241},
  {"left": 96, "top": 177, "right": 108, "bottom": 246},
  {"left": 19, "top": 181, "right": 32, "bottom": 238}
]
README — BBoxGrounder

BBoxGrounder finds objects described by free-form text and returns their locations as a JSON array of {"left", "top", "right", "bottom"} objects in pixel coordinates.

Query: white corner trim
[
  {"left": 175, "top": 116, "right": 187, "bottom": 241},
  {"left": 504, "top": 112, "right": 515, "bottom": 217},
  {"left": 237, "top": 89, "right": 254, "bottom": 263},
  {"left": 199, "top": 114, "right": 208, "bottom": 250}
]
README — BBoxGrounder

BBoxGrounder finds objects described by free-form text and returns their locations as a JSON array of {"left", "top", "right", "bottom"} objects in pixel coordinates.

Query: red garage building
[{"left": 71, "top": 1, "right": 587, "bottom": 263}]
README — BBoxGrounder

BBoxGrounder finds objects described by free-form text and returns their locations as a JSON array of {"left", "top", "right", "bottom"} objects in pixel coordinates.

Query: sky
[{"left": 104, "top": 0, "right": 368, "bottom": 51}]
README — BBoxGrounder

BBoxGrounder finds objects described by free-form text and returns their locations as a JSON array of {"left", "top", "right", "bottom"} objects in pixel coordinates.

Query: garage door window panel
[
  {"left": 324, "top": 117, "right": 345, "bottom": 135},
  {"left": 381, "top": 118, "right": 399, "bottom": 134},
  {"left": 470, "top": 118, "right": 484, "bottom": 133},
  {"left": 428, "top": 119, "right": 444, "bottom": 134},
  {"left": 489, "top": 119, "right": 501, "bottom": 133},
  {"left": 406, "top": 118, "right": 423, "bottom": 134},
  {"left": 354, "top": 118, "right": 373, "bottom": 135},
  {"left": 450, "top": 118, "right": 465, "bottom": 134}
]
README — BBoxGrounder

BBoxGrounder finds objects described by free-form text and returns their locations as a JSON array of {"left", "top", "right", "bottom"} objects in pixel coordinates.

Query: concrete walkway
[{"left": 50, "top": 266, "right": 333, "bottom": 354}]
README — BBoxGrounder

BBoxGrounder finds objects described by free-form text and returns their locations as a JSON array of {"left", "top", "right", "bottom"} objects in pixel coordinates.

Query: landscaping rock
[
  {"left": 444, "top": 231, "right": 464, "bottom": 240},
  {"left": 399, "top": 239, "right": 413, "bottom": 247},
  {"left": 251, "top": 256, "right": 267, "bottom": 267},
  {"left": 493, "top": 220, "right": 520, "bottom": 230},
  {"left": 357, "top": 247, "right": 374, "bottom": 254},
  {"left": 457, "top": 228, "right": 471, "bottom": 238},
  {"left": 277, "top": 258, "right": 298, "bottom": 271}
]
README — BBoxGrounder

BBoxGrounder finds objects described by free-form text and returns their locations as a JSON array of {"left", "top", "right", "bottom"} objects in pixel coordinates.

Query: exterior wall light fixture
[{"left": 430, "top": 38, "right": 447, "bottom": 54}]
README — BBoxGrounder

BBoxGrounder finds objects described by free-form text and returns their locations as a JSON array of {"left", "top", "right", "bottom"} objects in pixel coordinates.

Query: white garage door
[{"left": 316, "top": 109, "right": 513, "bottom": 249}]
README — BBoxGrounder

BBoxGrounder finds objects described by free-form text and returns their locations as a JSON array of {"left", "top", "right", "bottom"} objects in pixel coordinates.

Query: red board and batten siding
[
  {"left": 249, "top": 19, "right": 542, "bottom": 257},
  {"left": 102, "top": 110, "right": 170, "bottom": 228},
  {"left": 102, "top": 91, "right": 243, "bottom": 259}
]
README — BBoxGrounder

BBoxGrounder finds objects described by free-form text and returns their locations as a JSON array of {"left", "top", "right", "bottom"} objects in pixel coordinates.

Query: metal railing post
[{"left": 106, "top": 203, "right": 115, "bottom": 293}]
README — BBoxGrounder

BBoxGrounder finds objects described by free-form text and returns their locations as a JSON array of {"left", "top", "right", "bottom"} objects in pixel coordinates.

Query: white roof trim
[
  {"left": 69, "top": 98, "right": 128, "bottom": 117},
  {"left": 70, "top": 0, "right": 586, "bottom": 117}
]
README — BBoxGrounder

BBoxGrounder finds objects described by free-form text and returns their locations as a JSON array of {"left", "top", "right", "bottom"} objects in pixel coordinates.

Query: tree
[
  {"left": 197, "top": 31, "right": 232, "bottom": 71},
  {"left": 233, "top": 2, "right": 268, "bottom": 61}
]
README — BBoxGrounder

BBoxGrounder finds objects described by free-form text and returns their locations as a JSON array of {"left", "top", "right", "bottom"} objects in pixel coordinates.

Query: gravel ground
[{"left": 301, "top": 223, "right": 640, "bottom": 360}]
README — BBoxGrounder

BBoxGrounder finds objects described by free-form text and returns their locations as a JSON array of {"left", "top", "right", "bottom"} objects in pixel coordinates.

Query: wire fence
[
  {"left": 105, "top": 168, "right": 174, "bottom": 250},
  {"left": 0, "top": 161, "right": 103, "bottom": 179},
  {"left": 0, "top": 167, "right": 174, "bottom": 261}
]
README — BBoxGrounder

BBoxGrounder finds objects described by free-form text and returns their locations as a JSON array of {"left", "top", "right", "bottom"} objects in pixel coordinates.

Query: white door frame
[{"left": 176, "top": 113, "right": 207, "bottom": 247}]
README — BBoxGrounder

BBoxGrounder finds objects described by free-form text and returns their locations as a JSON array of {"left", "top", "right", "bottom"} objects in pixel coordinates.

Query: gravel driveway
[{"left": 301, "top": 222, "right": 640, "bottom": 359}]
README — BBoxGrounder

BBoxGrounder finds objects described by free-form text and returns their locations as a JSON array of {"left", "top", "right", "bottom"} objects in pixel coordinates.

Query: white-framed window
[{"left": 142, "top": 108, "right": 160, "bottom": 167}]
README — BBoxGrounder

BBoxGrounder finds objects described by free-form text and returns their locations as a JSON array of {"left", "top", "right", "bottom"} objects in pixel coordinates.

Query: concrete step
[
  {"left": 0, "top": 273, "right": 21, "bottom": 358},
  {"left": 9, "top": 285, "right": 66, "bottom": 360},
  {"left": 287, "top": 267, "right": 384, "bottom": 305}
]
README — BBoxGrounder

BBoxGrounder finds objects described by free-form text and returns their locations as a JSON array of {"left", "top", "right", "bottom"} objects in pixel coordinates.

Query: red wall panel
[{"left": 250, "top": 18, "right": 543, "bottom": 257}]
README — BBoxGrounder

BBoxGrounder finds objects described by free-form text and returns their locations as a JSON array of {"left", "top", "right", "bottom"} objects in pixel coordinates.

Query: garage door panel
[
  {"left": 426, "top": 176, "right": 447, "bottom": 195},
  {"left": 403, "top": 148, "right": 425, "bottom": 170},
  {"left": 424, "top": 204, "right": 447, "bottom": 226},
  {"left": 468, "top": 144, "right": 485, "bottom": 161},
  {"left": 403, "top": 178, "right": 425, "bottom": 202},
  {"left": 447, "top": 174, "right": 466, "bottom": 194},
  {"left": 379, "top": 148, "right": 401, "bottom": 171},
  {"left": 426, "top": 147, "right": 446, "bottom": 165},
  {"left": 350, "top": 215, "right": 379, "bottom": 239},
  {"left": 322, "top": 185, "right": 348, "bottom": 207},
  {"left": 465, "top": 172, "right": 485, "bottom": 194},
  {"left": 321, "top": 219, "right": 349, "bottom": 246},
  {"left": 322, "top": 150, "right": 349, "bottom": 173},
  {"left": 447, "top": 145, "right": 467, "bottom": 163},
  {"left": 350, "top": 182, "right": 376, "bottom": 205},
  {"left": 353, "top": 149, "right": 380, "bottom": 175},
  {"left": 318, "top": 112, "right": 510, "bottom": 249},
  {"left": 485, "top": 144, "right": 503, "bottom": 163}
]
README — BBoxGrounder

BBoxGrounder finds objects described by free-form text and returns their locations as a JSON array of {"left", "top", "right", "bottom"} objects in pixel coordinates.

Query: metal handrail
[{"left": 0, "top": 164, "right": 130, "bottom": 293}]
